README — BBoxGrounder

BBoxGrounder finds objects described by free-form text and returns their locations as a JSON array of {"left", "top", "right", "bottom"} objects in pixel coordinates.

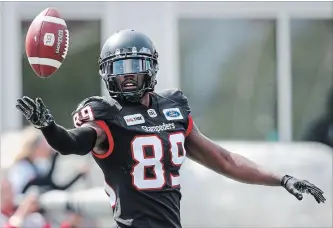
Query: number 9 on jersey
[{"left": 131, "top": 133, "right": 186, "bottom": 190}]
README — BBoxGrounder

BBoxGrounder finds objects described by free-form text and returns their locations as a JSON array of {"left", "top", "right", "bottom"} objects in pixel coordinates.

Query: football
[{"left": 25, "top": 7, "right": 69, "bottom": 78}]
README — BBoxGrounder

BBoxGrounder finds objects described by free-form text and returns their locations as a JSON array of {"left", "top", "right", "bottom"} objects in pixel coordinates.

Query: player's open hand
[
  {"left": 16, "top": 96, "right": 54, "bottom": 129},
  {"left": 281, "top": 175, "right": 326, "bottom": 203}
]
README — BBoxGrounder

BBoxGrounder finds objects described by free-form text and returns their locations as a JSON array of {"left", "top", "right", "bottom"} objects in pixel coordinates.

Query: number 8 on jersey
[{"left": 131, "top": 133, "right": 186, "bottom": 190}]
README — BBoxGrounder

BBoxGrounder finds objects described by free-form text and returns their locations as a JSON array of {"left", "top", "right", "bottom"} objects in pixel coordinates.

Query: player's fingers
[
  {"left": 36, "top": 97, "right": 45, "bottom": 109},
  {"left": 15, "top": 103, "right": 29, "bottom": 116},
  {"left": 314, "top": 196, "right": 321, "bottom": 203},
  {"left": 303, "top": 180, "right": 321, "bottom": 189},
  {"left": 290, "top": 188, "right": 303, "bottom": 201},
  {"left": 317, "top": 194, "right": 326, "bottom": 203},
  {"left": 305, "top": 182, "right": 324, "bottom": 194},
  {"left": 308, "top": 188, "right": 326, "bottom": 203},
  {"left": 20, "top": 97, "right": 35, "bottom": 111},
  {"left": 23, "top": 96, "right": 37, "bottom": 109},
  {"left": 309, "top": 187, "right": 325, "bottom": 197},
  {"left": 312, "top": 191, "right": 326, "bottom": 203},
  {"left": 295, "top": 193, "right": 303, "bottom": 201},
  {"left": 16, "top": 99, "right": 31, "bottom": 113},
  {"left": 307, "top": 187, "right": 324, "bottom": 199},
  {"left": 312, "top": 193, "right": 323, "bottom": 203},
  {"left": 310, "top": 191, "right": 321, "bottom": 203}
]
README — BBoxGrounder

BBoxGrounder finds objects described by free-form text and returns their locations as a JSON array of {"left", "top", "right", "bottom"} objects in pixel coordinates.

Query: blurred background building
[{"left": 0, "top": 1, "right": 332, "bottom": 228}]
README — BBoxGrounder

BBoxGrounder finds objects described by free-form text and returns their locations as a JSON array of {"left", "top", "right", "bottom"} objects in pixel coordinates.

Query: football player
[{"left": 16, "top": 29, "right": 326, "bottom": 228}]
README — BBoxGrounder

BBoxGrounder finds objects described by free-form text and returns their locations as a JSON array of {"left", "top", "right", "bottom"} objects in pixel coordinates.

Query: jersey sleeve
[
  {"left": 160, "top": 89, "right": 191, "bottom": 113},
  {"left": 176, "top": 90, "right": 191, "bottom": 116},
  {"left": 72, "top": 96, "right": 121, "bottom": 159},
  {"left": 160, "top": 89, "right": 193, "bottom": 136},
  {"left": 71, "top": 96, "right": 122, "bottom": 128}
]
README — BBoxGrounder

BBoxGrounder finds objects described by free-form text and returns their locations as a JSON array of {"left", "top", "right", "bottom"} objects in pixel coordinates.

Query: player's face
[{"left": 116, "top": 74, "right": 145, "bottom": 92}]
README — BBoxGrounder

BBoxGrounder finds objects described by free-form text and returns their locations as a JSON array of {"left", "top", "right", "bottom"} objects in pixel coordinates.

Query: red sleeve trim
[
  {"left": 91, "top": 120, "right": 114, "bottom": 159},
  {"left": 185, "top": 114, "right": 194, "bottom": 137}
]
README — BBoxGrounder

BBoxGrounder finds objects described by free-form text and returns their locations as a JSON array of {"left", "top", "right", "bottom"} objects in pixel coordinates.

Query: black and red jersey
[{"left": 72, "top": 89, "right": 193, "bottom": 228}]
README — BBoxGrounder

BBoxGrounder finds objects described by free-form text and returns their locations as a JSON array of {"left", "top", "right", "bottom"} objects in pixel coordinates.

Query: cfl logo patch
[
  {"left": 43, "top": 33, "right": 55, "bottom": 47},
  {"left": 147, "top": 109, "right": 157, "bottom": 118}
]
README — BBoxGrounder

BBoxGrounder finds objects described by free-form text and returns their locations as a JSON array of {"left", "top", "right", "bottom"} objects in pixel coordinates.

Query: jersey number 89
[
  {"left": 73, "top": 106, "right": 94, "bottom": 127},
  {"left": 131, "top": 133, "right": 186, "bottom": 190}
]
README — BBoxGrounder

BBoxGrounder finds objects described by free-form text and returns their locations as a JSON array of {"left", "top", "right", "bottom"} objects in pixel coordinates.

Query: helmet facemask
[{"left": 99, "top": 55, "right": 158, "bottom": 103}]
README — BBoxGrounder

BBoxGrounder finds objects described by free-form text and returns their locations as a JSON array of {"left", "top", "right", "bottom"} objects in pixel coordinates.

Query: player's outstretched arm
[
  {"left": 16, "top": 96, "right": 105, "bottom": 156},
  {"left": 184, "top": 123, "right": 326, "bottom": 203}
]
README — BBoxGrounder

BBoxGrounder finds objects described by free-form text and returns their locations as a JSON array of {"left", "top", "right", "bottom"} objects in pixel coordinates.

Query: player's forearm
[
  {"left": 222, "top": 151, "right": 282, "bottom": 186},
  {"left": 188, "top": 142, "right": 282, "bottom": 186},
  {"left": 186, "top": 125, "right": 282, "bottom": 186},
  {"left": 41, "top": 122, "right": 97, "bottom": 155}
]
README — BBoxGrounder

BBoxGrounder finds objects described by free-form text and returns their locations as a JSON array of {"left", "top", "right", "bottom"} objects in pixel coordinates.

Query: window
[
  {"left": 179, "top": 19, "right": 277, "bottom": 140},
  {"left": 291, "top": 20, "right": 333, "bottom": 140}
]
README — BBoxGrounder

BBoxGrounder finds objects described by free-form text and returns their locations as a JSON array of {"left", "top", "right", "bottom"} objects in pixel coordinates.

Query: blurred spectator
[
  {"left": 0, "top": 175, "right": 48, "bottom": 228},
  {"left": 60, "top": 214, "right": 84, "bottom": 228},
  {"left": 303, "top": 87, "right": 333, "bottom": 148},
  {"left": 1, "top": 175, "right": 89, "bottom": 228},
  {"left": 7, "top": 126, "right": 88, "bottom": 195}
]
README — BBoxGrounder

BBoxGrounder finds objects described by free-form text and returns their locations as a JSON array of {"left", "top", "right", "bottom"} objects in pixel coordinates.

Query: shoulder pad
[
  {"left": 72, "top": 96, "right": 122, "bottom": 128},
  {"left": 157, "top": 88, "right": 191, "bottom": 113},
  {"left": 74, "top": 96, "right": 122, "bottom": 112}
]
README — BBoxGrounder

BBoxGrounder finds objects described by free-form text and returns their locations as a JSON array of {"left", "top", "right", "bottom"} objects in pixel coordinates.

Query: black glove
[
  {"left": 281, "top": 175, "right": 326, "bottom": 203},
  {"left": 16, "top": 96, "right": 54, "bottom": 129}
]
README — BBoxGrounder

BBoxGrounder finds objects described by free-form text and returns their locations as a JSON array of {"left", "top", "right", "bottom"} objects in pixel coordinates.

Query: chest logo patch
[
  {"left": 163, "top": 108, "right": 183, "bottom": 120},
  {"left": 124, "top": 114, "right": 145, "bottom": 126},
  {"left": 147, "top": 109, "right": 158, "bottom": 118}
]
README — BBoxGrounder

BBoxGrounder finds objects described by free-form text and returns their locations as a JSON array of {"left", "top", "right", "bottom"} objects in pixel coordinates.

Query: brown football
[{"left": 25, "top": 7, "right": 69, "bottom": 78}]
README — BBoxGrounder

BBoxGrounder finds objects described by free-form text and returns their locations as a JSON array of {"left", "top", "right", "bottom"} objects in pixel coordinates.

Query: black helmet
[{"left": 99, "top": 29, "right": 159, "bottom": 102}]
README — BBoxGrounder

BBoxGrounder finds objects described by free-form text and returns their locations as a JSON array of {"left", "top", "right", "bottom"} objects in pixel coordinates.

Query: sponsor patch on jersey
[
  {"left": 163, "top": 108, "right": 183, "bottom": 120},
  {"left": 147, "top": 109, "right": 158, "bottom": 118},
  {"left": 124, "top": 114, "right": 145, "bottom": 126},
  {"left": 141, "top": 123, "right": 175, "bottom": 133}
]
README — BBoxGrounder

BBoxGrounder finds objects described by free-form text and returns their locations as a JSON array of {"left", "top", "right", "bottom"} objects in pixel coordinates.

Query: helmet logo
[
  {"left": 115, "top": 49, "right": 121, "bottom": 55},
  {"left": 139, "top": 47, "right": 151, "bottom": 54},
  {"left": 132, "top": 47, "right": 137, "bottom": 55}
]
